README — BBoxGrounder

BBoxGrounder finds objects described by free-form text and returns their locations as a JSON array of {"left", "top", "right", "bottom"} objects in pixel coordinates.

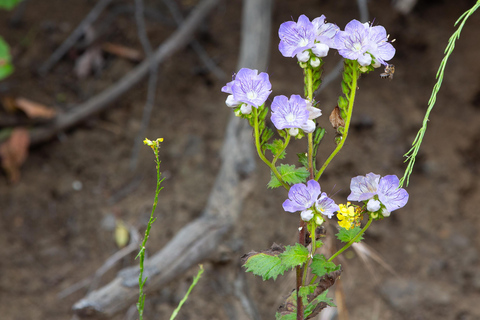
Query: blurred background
[{"left": 0, "top": 0, "right": 479, "bottom": 319}]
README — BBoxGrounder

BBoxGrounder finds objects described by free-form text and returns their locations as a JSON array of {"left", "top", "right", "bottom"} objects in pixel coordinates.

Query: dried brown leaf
[
  {"left": 102, "top": 42, "right": 143, "bottom": 61},
  {"left": 0, "top": 127, "right": 30, "bottom": 183},
  {"left": 329, "top": 106, "right": 344, "bottom": 130},
  {"left": 1, "top": 95, "right": 17, "bottom": 113},
  {"left": 14, "top": 97, "right": 56, "bottom": 119}
]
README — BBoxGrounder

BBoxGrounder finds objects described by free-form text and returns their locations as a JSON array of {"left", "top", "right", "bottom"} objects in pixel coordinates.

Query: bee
[{"left": 380, "top": 64, "right": 395, "bottom": 80}]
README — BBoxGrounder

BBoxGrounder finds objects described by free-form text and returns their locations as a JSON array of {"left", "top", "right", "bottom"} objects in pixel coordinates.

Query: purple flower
[
  {"left": 348, "top": 172, "right": 380, "bottom": 201},
  {"left": 221, "top": 68, "right": 272, "bottom": 108},
  {"left": 271, "top": 95, "right": 310, "bottom": 130},
  {"left": 315, "top": 193, "right": 340, "bottom": 219},
  {"left": 377, "top": 175, "right": 409, "bottom": 213},
  {"left": 278, "top": 15, "right": 316, "bottom": 58},
  {"left": 312, "top": 15, "right": 339, "bottom": 49},
  {"left": 347, "top": 173, "right": 408, "bottom": 213},
  {"left": 334, "top": 20, "right": 371, "bottom": 63},
  {"left": 334, "top": 20, "right": 395, "bottom": 66},
  {"left": 283, "top": 180, "right": 321, "bottom": 213},
  {"left": 366, "top": 25, "right": 395, "bottom": 66}
]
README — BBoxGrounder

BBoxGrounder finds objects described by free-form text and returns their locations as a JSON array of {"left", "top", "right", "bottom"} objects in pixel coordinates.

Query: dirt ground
[{"left": 1, "top": 0, "right": 480, "bottom": 319}]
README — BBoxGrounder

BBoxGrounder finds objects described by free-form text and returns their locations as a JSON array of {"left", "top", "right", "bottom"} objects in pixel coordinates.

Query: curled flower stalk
[{"left": 315, "top": 59, "right": 359, "bottom": 181}]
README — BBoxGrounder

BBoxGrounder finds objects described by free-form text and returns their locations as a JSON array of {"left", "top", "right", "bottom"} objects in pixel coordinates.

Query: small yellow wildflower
[{"left": 337, "top": 202, "right": 362, "bottom": 230}]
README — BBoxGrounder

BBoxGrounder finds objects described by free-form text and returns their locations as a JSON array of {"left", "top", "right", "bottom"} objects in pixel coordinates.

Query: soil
[{"left": 1, "top": 0, "right": 480, "bottom": 319}]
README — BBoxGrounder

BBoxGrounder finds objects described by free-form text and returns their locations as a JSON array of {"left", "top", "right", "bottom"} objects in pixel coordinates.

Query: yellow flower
[{"left": 337, "top": 202, "right": 362, "bottom": 230}]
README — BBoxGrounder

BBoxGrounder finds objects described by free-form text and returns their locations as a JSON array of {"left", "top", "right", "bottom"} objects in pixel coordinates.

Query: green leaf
[
  {"left": 336, "top": 226, "right": 363, "bottom": 243},
  {"left": 297, "top": 152, "right": 308, "bottom": 168},
  {"left": 266, "top": 139, "right": 286, "bottom": 159},
  {"left": 243, "top": 253, "right": 286, "bottom": 280},
  {"left": 298, "top": 285, "right": 317, "bottom": 306},
  {"left": 267, "top": 164, "right": 309, "bottom": 189},
  {"left": 304, "top": 290, "right": 336, "bottom": 317},
  {"left": 279, "top": 243, "right": 309, "bottom": 270},
  {"left": 0, "top": 0, "right": 22, "bottom": 10},
  {"left": 275, "top": 312, "right": 296, "bottom": 320},
  {"left": 310, "top": 254, "right": 340, "bottom": 278}
]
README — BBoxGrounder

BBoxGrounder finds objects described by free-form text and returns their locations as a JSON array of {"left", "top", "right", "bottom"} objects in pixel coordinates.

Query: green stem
[
  {"left": 253, "top": 107, "right": 289, "bottom": 190},
  {"left": 327, "top": 216, "right": 373, "bottom": 263},
  {"left": 137, "top": 139, "right": 164, "bottom": 320},
  {"left": 315, "top": 61, "right": 358, "bottom": 181},
  {"left": 307, "top": 133, "right": 314, "bottom": 179}
]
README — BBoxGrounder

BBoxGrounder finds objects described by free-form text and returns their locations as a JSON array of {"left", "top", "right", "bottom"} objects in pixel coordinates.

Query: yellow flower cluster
[{"left": 337, "top": 202, "right": 362, "bottom": 230}]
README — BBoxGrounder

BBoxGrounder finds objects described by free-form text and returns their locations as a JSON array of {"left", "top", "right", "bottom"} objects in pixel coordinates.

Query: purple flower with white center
[
  {"left": 312, "top": 15, "right": 339, "bottom": 49},
  {"left": 315, "top": 193, "right": 340, "bottom": 219},
  {"left": 334, "top": 20, "right": 370, "bottom": 62},
  {"left": 377, "top": 175, "right": 409, "bottom": 213},
  {"left": 335, "top": 19, "right": 395, "bottom": 66},
  {"left": 366, "top": 25, "right": 395, "bottom": 66},
  {"left": 347, "top": 173, "right": 408, "bottom": 213},
  {"left": 271, "top": 95, "right": 310, "bottom": 130},
  {"left": 283, "top": 180, "right": 321, "bottom": 213},
  {"left": 221, "top": 68, "right": 272, "bottom": 108},
  {"left": 348, "top": 172, "right": 380, "bottom": 201},
  {"left": 278, "top": 15, "right": 316, "bottom": 58}
]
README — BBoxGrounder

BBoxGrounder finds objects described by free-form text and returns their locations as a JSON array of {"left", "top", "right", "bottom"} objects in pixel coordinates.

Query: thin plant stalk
[{"left": 137, "top": 138, "right": 165, "bottom": 320}]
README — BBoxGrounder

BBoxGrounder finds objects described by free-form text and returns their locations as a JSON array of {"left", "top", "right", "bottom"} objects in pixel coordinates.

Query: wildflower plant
[{"left": 224, "top": 14, "right": 410, "bottom": 319}]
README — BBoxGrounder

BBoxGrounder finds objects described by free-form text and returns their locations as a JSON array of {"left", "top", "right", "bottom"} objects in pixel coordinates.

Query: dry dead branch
[
  {"left": 72, "top": 0, "right": 273, "bottom": 317},
  {"left": 29, "top": 0, "right": 220, "bottom": 146}
]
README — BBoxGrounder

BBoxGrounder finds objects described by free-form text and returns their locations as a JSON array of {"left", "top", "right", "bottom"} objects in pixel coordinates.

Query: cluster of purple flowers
[
  {"left": 221, "top": 15, "right": 395, "bottom": 134},
  {"left": 347, "top": 173, "right": 409, "bottom": 216},
  {"left": 278, "top": 14, "right": 395, "bottom": 67},
  {"left": 283, "top": 173, "right": 408, "bottom": 223}
]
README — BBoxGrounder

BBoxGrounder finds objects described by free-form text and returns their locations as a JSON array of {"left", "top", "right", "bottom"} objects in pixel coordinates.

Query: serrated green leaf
[
  {"left": 266, "top": 139, "right": 286, "bottom": 159},
  {"left": 298, "top": 285, "right": 317, "bottom": 306},
  {"left": 279, "top": 243, "right": 309, "bottom": 269},
  {"left": 336, "top": 226, "right": 363, "bottom": 243},
  {"left": 267, "top": 164, "right": 309, "bottom": 188},
  {"left": 0, "top": 0, "right": 22, "bottom": 10},
  {"left": 243, "top": 253, "right": 287, "bottom": 281},
  {"left": 304, "top": 290, "right": 336, "bottom": 317},
  {"left": 297, "top": 152, "right": 308, "bottom": 168},
  {"left": 310, "top": 254, "right": 340, "bottom": 278}
]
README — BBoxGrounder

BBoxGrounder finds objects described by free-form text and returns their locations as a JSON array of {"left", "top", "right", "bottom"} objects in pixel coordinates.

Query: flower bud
[
  {"left": 310, "top": 57, "right": 321, "bottom": 67},
  {"left": 226, "top": 95, "right": 240, "bottom": 108},
  {"left": 312, "top": 43, "right": 329, "bottom": 58},
  {"left": 296, "top": 50, "right": 310, "bottom": 62},
  {"left": 240, "top": 104, "right": 253, "bottom": 114},
  {"left": 367, "top": 199, "right": 381, "bottom": 212},
  {"left": 301, "top": 209, "right": 314, "bottom": 221},
  {"left": 289, "top": 128, "right": 299, "bottom": 136},
  {"left": 358, "top": 53, "right": 372, "bottom": 67}
]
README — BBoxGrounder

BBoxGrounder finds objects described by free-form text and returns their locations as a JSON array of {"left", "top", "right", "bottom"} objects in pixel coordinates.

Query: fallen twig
[
  {"left": 29, "top": 0, "right": 220, "bottom": 146},
  {"left": 129, "top": 0, "right": 159, "bottom": 171},
  {"left": 163, "top": 0, "right": 226, "bottom": 80},
  {"left": 38, "top": 0, "right": 114, "bottom": 75}
]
